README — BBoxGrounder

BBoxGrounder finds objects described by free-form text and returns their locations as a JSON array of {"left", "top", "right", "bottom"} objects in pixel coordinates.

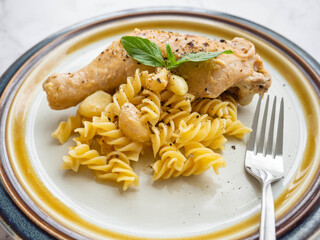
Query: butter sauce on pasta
[{"left": 52, "top": 68, "right": 251, "bottom": 190}]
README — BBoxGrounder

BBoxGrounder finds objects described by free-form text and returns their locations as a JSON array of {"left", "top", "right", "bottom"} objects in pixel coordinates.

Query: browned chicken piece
[{"left": 43, "top": 29, "right": 271, "bottom": 110}]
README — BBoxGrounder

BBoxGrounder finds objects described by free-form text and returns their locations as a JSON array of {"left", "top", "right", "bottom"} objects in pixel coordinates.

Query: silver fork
[{"left": 245, "top": 95, "right": 284, "bottom": 240}]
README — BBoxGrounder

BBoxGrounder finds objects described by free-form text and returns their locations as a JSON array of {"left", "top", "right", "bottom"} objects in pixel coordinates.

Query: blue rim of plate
[{"left": 0, "top": 7, "right": 319, "bottom": 240}]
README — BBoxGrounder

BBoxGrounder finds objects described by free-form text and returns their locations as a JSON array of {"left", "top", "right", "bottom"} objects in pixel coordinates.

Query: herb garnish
[{"left": 121, "top": 36, "right": 233, "bottom": 70}]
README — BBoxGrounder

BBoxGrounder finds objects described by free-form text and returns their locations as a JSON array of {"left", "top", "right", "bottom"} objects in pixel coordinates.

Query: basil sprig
[{"left": 121, "top": 36, "right": 233, "bottom": 70}]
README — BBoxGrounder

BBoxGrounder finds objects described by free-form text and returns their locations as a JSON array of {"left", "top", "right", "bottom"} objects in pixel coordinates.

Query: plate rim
[{"left": 0, "top": 6, "right": 320, "bottom": 240}]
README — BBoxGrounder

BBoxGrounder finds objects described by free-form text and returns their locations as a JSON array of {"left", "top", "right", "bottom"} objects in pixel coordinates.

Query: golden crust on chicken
[{"left": 43, "top": 29, "right": 271, "bottom": 109}]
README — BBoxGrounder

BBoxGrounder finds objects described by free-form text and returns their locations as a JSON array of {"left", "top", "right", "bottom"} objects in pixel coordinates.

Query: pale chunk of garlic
[
  {"left": 146, "top": 67, "right": 169, "bottom": 92},
  {"left": 119, "top": 103, "right": 150, "bottom": 143},
  {"left": 79, "top": 90, "right": 111, "bottom": 118},
  {"left": 167, "top": 74, "right": 188, "bottom": 95}
]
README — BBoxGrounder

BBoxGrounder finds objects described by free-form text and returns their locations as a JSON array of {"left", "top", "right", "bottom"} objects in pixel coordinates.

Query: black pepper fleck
[
  {"left": 231, "top": 145, "right": 236, "bottom": 150},
  {"left": 187, "top": 41, "right": 194, "bottom": 47},
  {"left": 157, "top": 78, "right": 161, "bottom": 83}
]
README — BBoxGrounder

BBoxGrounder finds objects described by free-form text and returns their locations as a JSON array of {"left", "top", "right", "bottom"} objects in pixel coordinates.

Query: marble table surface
[{"left": 0, "top": 0, "right": 319, "bottom": 239}]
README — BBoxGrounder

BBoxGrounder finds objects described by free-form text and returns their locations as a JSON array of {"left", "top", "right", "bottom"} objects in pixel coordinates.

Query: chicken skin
[{"left": 43, "top": 29, "right": 271, "bottom": 110}]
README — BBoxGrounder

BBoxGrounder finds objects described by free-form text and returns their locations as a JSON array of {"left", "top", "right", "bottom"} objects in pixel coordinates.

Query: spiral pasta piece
[
  {"left": 96, "top": 122, "right": 143, "bottom": 161},
  {"left": 96, "top": 136, "right": 114, "bottom": 155},
  {"left": 192, "top": 98, "right": 229, "bottom": 118},
  {"left": 74, "top": 120, "right": 96, "bottom": 144},
  {"left": 112, "top": 69, "right": 148, "bottom": 115},
  {"left": 225, "top": 119, "right": 252, "bottom": 138},
  {"left": 181, "top": 142, "right": 225, "bottom": 175},
  {"left": 177, "top": 119, "right": 210, "bottom": 143},
  {"left": 180, "top": 112, "right": 208, "bottom": 125},
  {"left": 150, "top": 120, "right": 176, "bottom": 156},
  {"left": 94, "top": 151, "right": 139, "bottom": 191},
  {"left": 62, "top": 142, "right": 107, "bottom": 172},
  {"left": 176, "top": 113, "right": 227, "bottom": 151},
  {"left": 160, "top": 109, "right": 207, "bottom": 128},
  {"left": 138, "top": 89, "right": 161, "bottom": 125},
  {"left": 52, "top": 112, "right": 82, "bottom": 144},
  {"left": 161, "top": 90, "right": 194, "bottom": 112},
  {"left": 200, "top": 117, "right": 228, "bottom": 150},
  {"left": 152, "top": 143, "right": 187, "bottom": 180},
  {"left": 160, "top": 108, "right": 190, "bottom": 126},
  {"left": 220, "top": 94, "right": 237, "bottom": 121},
  {"left": 102, "top": 104, "right": 118, "bottom": 123},
  {"left": 153, "top": 142, "right": 225, "bottom": 180},
  {"left": 61, "top": 155, "right": 80, "bottom": 172},
  {"left": 73, "top": 111, "right": 115, "bottom": 145}
]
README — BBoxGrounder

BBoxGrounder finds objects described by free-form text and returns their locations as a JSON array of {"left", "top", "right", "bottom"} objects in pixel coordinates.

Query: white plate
[{"left": 1, "top": 8, "right": 320, "bottom": 240}]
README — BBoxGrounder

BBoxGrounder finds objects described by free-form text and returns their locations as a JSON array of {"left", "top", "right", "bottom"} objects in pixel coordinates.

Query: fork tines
[{"left": 247, "top": 95, "right": 284, "bottom": 158}]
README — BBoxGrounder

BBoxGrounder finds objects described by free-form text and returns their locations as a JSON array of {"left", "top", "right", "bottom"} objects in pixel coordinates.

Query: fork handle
[{"left": 260, "top": 181, "right": 276, "bottom": 240}]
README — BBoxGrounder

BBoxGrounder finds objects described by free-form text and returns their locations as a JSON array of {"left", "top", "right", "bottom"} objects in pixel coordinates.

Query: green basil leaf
[
  {"left": 165, "top": 44, "right": 177, "bottom": 67},
  {"left": 121, "top": 36, "right": 233, "bottom": 70},
  {"left": 170, "top": 50, "right": 233, "bottom": 68},
  {"left": 121, "top": 36, "right": 166, "bottom": 67}
]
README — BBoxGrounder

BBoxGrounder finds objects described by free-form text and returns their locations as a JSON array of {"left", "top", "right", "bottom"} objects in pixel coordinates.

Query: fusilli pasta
[
  {"left": 52, "top": 112, "right": 82, "bottom": 144},
  {"left": 138, "top": 89, "right": 161, "bottom": 125},
  {"left": 112, "top": 69, "right": 148, "bottom": 115},
  {"left": 150, "top": 120, "right": 176, "bottom": 156},
  {"left": 161, "top": 90, "right": 194, "bottom": 112},
  {"left": 62, "top": 140, "right": 107, "bottom": 172},
  {"left": 192, "top": 98, "right": 229, "bottom": 118},
  {"left": 181, "top": 142, "right": 225, "bottom": 175},
  {"left": 54, "top": 67, "right": 251, "bottom": 190},
  {"left": 152, "top": 143, "right": 187, "bottom": 180},
  {"left": 94, "top": 151, "right": 139, "bottom": 191},
  {"left": 220, "top": 94, "right": 238, "bottom": 121},
  {"left": 225, "top": 119, "right": 252, "bottom": 138}
]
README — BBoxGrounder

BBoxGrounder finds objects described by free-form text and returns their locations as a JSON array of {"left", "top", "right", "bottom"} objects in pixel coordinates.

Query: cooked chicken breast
[{"left": 43, "top": 29, "right": 271, "bottom": 110}]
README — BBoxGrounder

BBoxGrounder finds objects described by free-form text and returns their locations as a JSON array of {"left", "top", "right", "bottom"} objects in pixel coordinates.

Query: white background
[{"left": 0, "top": 0, "right": 319, "bottom": 239}]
